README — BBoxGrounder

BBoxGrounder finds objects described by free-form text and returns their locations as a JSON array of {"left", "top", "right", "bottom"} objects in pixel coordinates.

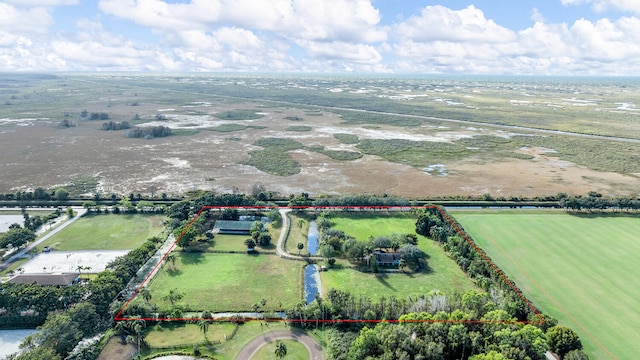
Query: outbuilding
[{"left": 213, "top": 220, "right": 256, "bottom": 235}]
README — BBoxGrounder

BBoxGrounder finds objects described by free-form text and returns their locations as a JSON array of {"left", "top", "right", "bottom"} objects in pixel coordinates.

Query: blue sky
[{"left": 1, "top": 0, "right": 640, "bottom": 74}]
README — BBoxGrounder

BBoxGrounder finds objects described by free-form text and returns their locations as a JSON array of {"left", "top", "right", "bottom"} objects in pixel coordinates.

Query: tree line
[{"left": 560, "top": 192, "right": 640, "bottom": 212}]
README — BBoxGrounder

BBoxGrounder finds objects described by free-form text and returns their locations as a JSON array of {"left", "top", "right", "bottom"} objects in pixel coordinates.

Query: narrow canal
[{"left": 307, "top": 221, "right": 318, "bottom": 255}]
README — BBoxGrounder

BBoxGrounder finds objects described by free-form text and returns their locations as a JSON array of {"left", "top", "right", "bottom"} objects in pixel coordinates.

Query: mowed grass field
[
  {"left": 37, "top": 214, "right": 165, "bottom": 251},
  {"left": 148, "top": 253, "right": 304, "bottom": 312},
  {"left": 450, "top": 209, "right": 640, "bottom": 360},
  {"left": 321, "top": 212, "right": 476, "bottom": 300}
]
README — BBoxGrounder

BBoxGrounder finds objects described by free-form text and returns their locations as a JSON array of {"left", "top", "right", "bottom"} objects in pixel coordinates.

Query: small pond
[{"left": 307, "top": 221, "right": 318, "bottom": 255}]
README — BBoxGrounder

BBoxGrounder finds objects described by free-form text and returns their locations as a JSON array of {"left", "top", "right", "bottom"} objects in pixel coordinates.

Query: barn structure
[
  {"left": 7, "top": 272, "right": 79, "bottom": 287},
  {"left": 213, "top": 220, "right": 255, "bottom": 235}
]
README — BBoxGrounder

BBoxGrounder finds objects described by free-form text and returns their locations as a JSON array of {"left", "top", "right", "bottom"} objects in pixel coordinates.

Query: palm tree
[
  {"left": 163, "top": 288, "right": 184, "bottom": 306},
  {"left": 129, "top": 319, "right": 145, "bottom": 357},
  {"left": 198, "top": 319, "right": 210, "bottom": 341},
  {"left": 165, "top": 253, "right": 177, "bottom": 270},
  {"left": 139, "top": 287, "right": 152, "bottom": 303},
  {"left": 297, "top": 242, "right": 304, "bottom": 255},
  {"left": 274, "top": 341, "right": 287, "bottom": 359}
]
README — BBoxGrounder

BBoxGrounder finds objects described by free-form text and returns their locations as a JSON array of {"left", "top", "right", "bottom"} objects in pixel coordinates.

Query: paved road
[
  {"left": 235, "top": 330, "right": 323, "bottom": 360},
  {"left": 120, "top": 233, "right": 175, "bottom": 300},
  {"left": 275, "top": 208, "right": 323, "bottom": 262},
  {"left": 0, "top": 207, "right": 87, "bottom": 268}
]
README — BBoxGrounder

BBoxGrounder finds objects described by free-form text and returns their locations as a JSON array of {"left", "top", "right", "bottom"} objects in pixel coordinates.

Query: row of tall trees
[{"left": 560, "top": 192, "right": 640, "bottom": 212}]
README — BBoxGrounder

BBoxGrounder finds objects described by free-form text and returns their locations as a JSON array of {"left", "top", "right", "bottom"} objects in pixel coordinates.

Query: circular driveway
[{"left": 236, "top": 330, "right": 322, "bottom": 360}]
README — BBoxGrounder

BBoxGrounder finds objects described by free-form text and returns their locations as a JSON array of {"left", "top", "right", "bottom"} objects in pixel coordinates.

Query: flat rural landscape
[
  {"left": 2, "top": 2, "right": 640, "bottom": 358},
  {"left": 2, "top": 74, "right": 640, "bottom": 199}
]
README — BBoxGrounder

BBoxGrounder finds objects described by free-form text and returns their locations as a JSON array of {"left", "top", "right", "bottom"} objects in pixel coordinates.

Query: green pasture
[
  {"left": 141, "top": 321, "right": 323, "bottom": 360},
  {"left": 145, "top": 322, "right": 236, "bottom": 347},
  {"left": 148, "top": 253, "right": 304, "bottom": 312},
  {"left": 450, "top": 209, "right": 640, "bottom": 360},
  {"left": 211, "top": 233, "right": 275, "bottom": 252},
  {"left": 37, "top": 214, "right": 165, "bottom": 251},
  {"left": 328, "top": 212, "right": 418, "bottom": 241},
  {"left": 252, "top": 339, "right": 309, "bottom": 360},
  {"left": 321, "top": 212, "right": 476, "bottom": 300}
]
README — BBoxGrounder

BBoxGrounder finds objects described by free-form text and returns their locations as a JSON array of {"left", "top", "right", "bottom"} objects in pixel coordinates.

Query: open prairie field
[
  {"left": 148, "top": 253, "right": 304, "bottom": 312},
  {"left": 321, "top": 212, "right": 476, "bottom": 299},
  {"left": 450, "top": 209, "right": 640, "bottom": 360},
  {"left": 36, "top": 214, "right": 165, "bottom": 251},
  {"left": 2, "top": 74, "right": 640, "bottom": 198}
]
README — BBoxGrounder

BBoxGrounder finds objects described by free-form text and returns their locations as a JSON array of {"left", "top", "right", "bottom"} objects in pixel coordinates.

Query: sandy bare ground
[
  {"left": 19, "top": 250, "right": 128, "bottom": 274},
  {"left": 235, "top": 330, "right": 322, "bottom": 360}
]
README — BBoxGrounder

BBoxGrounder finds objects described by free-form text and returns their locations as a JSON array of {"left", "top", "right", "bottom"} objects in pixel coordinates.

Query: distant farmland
[{"left": 450, "top": 209, "right": 640, "bottom": 359}]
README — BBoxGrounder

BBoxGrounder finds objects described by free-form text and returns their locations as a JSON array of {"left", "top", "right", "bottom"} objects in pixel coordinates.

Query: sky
[{"left": 1, "top": 0, "right": 640, "bottom": 75}]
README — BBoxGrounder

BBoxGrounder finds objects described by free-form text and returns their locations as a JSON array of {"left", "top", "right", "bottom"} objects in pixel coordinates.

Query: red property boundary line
[{"left": 115, "top": 205, "right": 544, "bottom": 325}]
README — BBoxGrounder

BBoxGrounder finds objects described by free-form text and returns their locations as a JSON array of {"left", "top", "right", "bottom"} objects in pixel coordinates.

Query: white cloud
[
  {"left": 99, "top": 0, "right": 385, "bottom": 43},
  {"left": 301, "top": 40, "right": 382, "bottom": 64},
  {"left": 392, "top": 4, "right": 640, "bottom": 75},
  {"left": 0, "top": 2, "right": 54, "bottom": 34},
  {"left": 531, "top": 8, "right": 545, "bottom": 23},
  {"left": 395, "top": 5, "right": 516, "bottom": 43},
  {"left": 561, "top": 0, "right": 640, "bottom": 13},
  {"left": 3, "top": 0, "right": 78, "bottom": 6}
]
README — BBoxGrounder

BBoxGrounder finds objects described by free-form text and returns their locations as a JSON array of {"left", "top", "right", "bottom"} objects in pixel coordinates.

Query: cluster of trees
[
  {"left": 560, "top": 192, "right": 640, "bottom": 212},
  {"left": 249, "top": 220, "right": 271, "bottom": 247},
  {"left": 126, "top": 125, "right": 171, "bottom": 139},
  {"left": 314, "top": 212, "right": 425, "bottom": 272},
  {"left": 0, "top": 187, "right": 55, "bottom": 201},
  {"left": 288, "top": 288, "right": 587, "bottom": 359},
  {"left": 8, "top": 235, "right": 166, "bottom": 359},
  {"left": 11, "top": 303, "right": 102, "bottom": 360},
  {"left": 0, "top": 226, "right": 35, "bottom": 249},
  {"left": 21, "top": 209, "right": 60, "bottom": 231},
  {"left": 313, "top": 194, "right": 411, "bottom": 207},
  {"left": 100, "top": 121, "right": 130, "bottom": 131},
  {"left": 80, "top": 110, "right": 110, "bottom": 121}
]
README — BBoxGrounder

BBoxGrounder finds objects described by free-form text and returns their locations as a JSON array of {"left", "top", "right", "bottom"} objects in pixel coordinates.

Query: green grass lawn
[
  {"left": 141, "top": 321, "right": 324, "bottom": 360},
  {"left": 251, "top": 339, "right": 309, "bottom": 360},
  {"left": 36, "top": 214, "right": 165, "bottom": 251},
  {"left": 148, "top": 253, "right": 304, "bottom": 312},
  {"left": 450, "top": 209, "right": 640, "bottom": 360},
  {"left": 329, "top": 212, "right": 418, "bottom": 241},
  {"left": 321, "top": 212, "right": 476, "bottom": 300},
  {"left": 286, "top": 214, "right": 311, "bottom": 255},
  {"left": 211, "top": 224, "right": 280, "bottom": 252},
  {"left": 145, "top": 322, "right": 236, "bottom": 347}
]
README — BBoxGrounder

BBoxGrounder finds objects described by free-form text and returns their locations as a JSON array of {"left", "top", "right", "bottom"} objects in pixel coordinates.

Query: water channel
[
  {"left": 307, "top": 221, "right": 318, "bottom": 255},
  {"left": 303, "top": 264, "right": 321, "bottom": 304}
]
